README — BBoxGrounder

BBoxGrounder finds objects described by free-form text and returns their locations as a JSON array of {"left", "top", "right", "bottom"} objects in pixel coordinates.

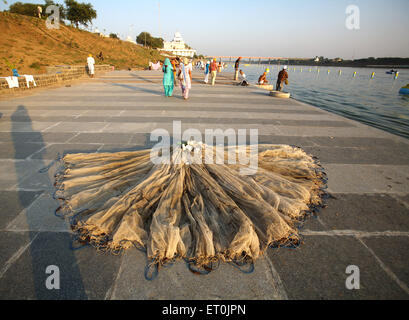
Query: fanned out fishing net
[{"left": 54, "top": 143, "right": 328, "bottom": 275}]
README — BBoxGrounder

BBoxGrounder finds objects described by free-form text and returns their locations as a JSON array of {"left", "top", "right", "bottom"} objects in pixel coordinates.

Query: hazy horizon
[{"left": 2, "top": 0, "right": 409, "bottom": 59}]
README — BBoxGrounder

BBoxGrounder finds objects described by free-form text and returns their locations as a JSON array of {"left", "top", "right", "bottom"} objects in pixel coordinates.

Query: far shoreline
[{"left": 233, "top": 63, "right": 409, "bottom": 69}]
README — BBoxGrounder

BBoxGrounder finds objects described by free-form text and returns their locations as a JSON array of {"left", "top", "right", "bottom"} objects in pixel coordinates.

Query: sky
[{"left": 2, "top": 0, "right": 409, "bottom": 59}]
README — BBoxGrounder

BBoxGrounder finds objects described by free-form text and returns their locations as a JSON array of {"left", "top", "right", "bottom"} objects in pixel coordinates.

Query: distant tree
[
  {"left": 136, "top": 32, "right": 163, "bottom": 49},
  {"left": 136, "top": 32, "right": 152, "bottom": 47},
  {"left": 64, "top": 0, "right": 96, "bottom": 28},
  {"left": 109, "top": 33, "right": 119, "bottom": 39},
  {"left": 150, "top": 37, "right": 163, "bottom": 49},
  {"left": 9, "top": 2, "right": 40, "bottom": 17}
]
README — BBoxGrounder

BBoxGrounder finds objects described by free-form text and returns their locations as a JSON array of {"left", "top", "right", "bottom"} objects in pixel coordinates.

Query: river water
[{"left": 224, "top": 64, "right": 409, "bottom": 139}]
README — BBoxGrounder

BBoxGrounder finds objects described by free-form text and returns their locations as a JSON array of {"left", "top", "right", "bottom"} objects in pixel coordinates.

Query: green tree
[
  {"left": 136, "top": 32, "right": 163, "bottom": 49},
  {"left": 109, "top": 33, "right": 119, "bottom": 39},
  {"left": 64, "top": 0, "right": 96, "bottom": 28},
  {"left": 150, "top": 37, "right": 163, "bottom": 49},
  {"left": 136, "top": 32, "right": 152, "bottom": 47},
  {"left": 9, "top": 2, "right": 40, "bottom": 17}
]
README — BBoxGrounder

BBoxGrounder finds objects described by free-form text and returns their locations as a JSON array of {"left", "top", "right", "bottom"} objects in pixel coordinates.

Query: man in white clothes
[
  {"left": 37, "top": 6, "right": 42, "bottom": 19},
  {"left": 238, "top": 69, "right": 249, "bottom": 86},
  {"left": 87, "top": 54, "right": 95, "bottom": 77}
]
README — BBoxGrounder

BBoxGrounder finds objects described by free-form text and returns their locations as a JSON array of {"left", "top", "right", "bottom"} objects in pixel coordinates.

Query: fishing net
[{"left": 54, "top": 143, "right": 327, "bottom": 275}]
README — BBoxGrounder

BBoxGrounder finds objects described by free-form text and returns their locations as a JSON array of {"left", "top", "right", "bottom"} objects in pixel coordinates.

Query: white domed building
[{"left": 161, "top": 32, "right": 197, "bottom": 57}]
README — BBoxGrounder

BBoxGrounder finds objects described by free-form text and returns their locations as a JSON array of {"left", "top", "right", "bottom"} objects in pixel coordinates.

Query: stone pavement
[{"left": 0, "top": 70, "right": 408, "bottom": 300}]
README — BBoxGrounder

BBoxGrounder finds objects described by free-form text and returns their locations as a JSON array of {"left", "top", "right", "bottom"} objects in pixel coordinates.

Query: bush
[
  {"left": 9, "top": 2, "right": 40, "bottom": 17},
  {"left": 109, "top": 33, "right": 119, "bottom": 39},
  {"left": 65, "top": 0, "right": 96, "bottom": 28},
  {"left": 9, "top": 1, "right": 67, "bottom": 20},
  {"left": 29, "top": 62, "right": 41, "bottom": 69}
]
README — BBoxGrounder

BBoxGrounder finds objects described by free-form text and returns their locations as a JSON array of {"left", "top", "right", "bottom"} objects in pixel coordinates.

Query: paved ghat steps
[{"left": 0, "top": 70, "right": 408, "bottom": 300}]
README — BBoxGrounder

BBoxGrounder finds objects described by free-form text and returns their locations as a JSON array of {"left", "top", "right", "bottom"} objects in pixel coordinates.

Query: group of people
[
  {"left": 198, "top": 60, "right": 226, "bottom": 72},
  {"left": 162, "top": 56, "right": 290, "bottom": 98},
  {"left": 256, "top": 66, "right": 288, "bottom": 91},
  {"left": 163, "top": 56, "right": 237, "bottom": 99},
  {"left": 256, "top": 66, "right": 289, "bottom": 91},
  {"left": 235, "top": 57, "right": 289, "bottom": 91},
  {"left": 86, "top": 51, "right": 290, "bottom": 95},
  {"left": 162, "top": 57, "right": 193, "bottom": 100}
]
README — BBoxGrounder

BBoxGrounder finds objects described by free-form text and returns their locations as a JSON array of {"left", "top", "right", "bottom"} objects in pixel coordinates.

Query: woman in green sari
[{"left": 162, "top": 58, "right": 175, "bottom": 97}]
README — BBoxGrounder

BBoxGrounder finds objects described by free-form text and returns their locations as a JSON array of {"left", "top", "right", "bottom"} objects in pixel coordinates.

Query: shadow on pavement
[{"left": 9, "top": 105, "right": 88, "bottom": 300}]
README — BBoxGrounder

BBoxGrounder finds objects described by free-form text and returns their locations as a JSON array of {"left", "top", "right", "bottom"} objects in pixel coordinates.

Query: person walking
[
  {"left": 218, "top": 61, "right": 222, "bottom": 73},
  {"left": 204, "top": 60, "right": 210, "bottom": 84},
  {"left": 276, "top": 66, "right": 289, "bottom": 91},
  {"left": 210, "top": 58, "right": 218, "bottom": 86},
  {"left": 87, "top": 54, "right": 95, "bottom": 78},
  {"left": 162, "top": 58, "right": 175, "bottom": 97},
  {"left": 37, "top": 6, "right": 42, "bottom": 19},
  {"left": 178, "top": 58, "right": 192, "bottom": 100},
  {"left": 234, "top": 57, "right": 242, "bottom": 80}
]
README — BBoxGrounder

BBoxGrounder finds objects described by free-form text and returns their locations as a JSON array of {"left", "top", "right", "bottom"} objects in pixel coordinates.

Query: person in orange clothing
[
  {"left": 210, "top": 58, "right": 218, "bottom": 86},
  {"left": 258, "top": 68, "right": 270, "bottom": 85}
]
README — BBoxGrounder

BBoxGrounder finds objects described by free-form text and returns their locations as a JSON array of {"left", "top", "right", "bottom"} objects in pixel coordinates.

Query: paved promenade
[{"left": 0, "top": 70, "right": 408, "bottom": 300}]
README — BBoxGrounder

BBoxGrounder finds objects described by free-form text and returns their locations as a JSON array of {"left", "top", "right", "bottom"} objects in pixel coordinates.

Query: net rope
[{"left": 53, "top": 144, "right": 328, "bottom": 275}]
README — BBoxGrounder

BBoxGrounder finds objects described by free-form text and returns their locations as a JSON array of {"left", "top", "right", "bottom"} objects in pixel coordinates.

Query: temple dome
[
  {"left": 173, "top": 32, "right": 183, "bottom": 42},
  {"left": 162, "top": 31, "right": 197, "bottom": 58}
]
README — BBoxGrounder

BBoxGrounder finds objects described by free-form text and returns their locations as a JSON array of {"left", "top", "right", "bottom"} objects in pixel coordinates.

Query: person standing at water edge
[
  {"left": 87, "top": 54, "right": 95, "bottom": 78},
  {"left": 234, "top": 57, "right": 242, "bottom": 80},
  {"left": 178, "top": 58, "right": 192, "bottom": 100},
  {"left": 162, "top": 58, "right": 175, "bottom": 97},
  {"left": 210, "top": 58, "right": 218, "bottom": 86},
  {"left": 204, "top": 60, "right": 210, "bottom": 84},
  {"left": 276, "top": 66, "right": 289, "bottom": 91}
]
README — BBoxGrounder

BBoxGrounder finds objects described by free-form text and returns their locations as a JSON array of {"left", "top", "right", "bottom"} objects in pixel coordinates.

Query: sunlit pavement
[{"left": 0, "top": 70, "right": 408, "bottom": 300}]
